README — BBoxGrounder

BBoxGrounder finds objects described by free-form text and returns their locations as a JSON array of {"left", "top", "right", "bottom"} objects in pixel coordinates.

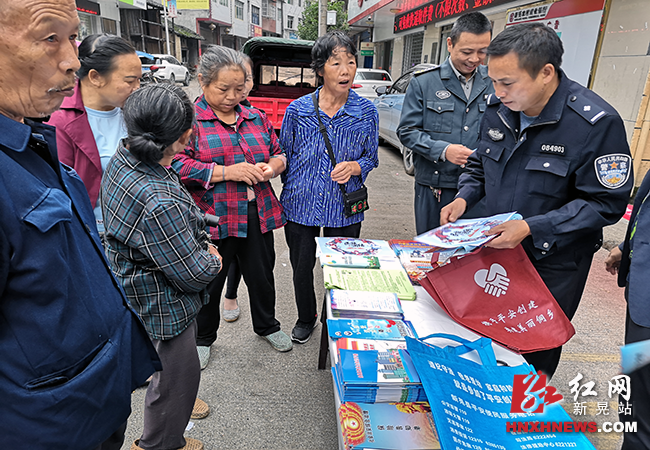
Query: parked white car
[
  {"left": 140, "top": 54, "right": 190, "bottom": 86},
  {"left": 352, "top": 69, "right": 392, "bottom": 100}
]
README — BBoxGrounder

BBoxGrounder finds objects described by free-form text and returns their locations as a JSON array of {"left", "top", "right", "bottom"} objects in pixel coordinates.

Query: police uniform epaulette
[
  {"left": 413, "top": 65, "right": 438, "bottom": 76},
  {"left": 486, "top": 93, "right": 501, "bottom": 106},
  {"left": 567, "top": 93, "right": 608, "bottom": 125}
]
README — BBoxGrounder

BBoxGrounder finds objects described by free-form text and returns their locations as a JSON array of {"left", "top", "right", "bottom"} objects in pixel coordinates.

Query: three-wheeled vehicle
[{"left": 241, "top": 37, "right": 316, "bottom": 130}]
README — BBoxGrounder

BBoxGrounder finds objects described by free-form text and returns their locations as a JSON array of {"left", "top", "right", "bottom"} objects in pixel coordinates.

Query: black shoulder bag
[{"left": 311, "top": 92, "right": 369, "bottom": 217}]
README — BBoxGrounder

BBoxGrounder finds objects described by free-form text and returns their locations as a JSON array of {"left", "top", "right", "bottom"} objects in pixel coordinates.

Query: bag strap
[
  {"left": 418, "top": 333, "right": 498, "bottom": 367},
  {"left": 311, "top": 92, "right": 347, "bottom": 197}
]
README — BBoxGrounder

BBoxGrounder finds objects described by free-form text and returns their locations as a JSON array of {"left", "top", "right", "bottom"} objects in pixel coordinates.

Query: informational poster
[
  {"left": 166, "top": 0, "right": 178, "bottom": 18},
  {"left": 505, "top": 0, "right": 606, "bottom": 87}
]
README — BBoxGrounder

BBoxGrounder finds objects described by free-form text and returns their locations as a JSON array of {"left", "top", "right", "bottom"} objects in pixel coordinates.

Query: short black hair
[
  {"left": 449, "top": 12, "right": 492, "bottom": 46},
  {"left": 123, "top": 84, "right": 194, "bottom": 165},
  {"left": 487, "top": 22, "right": 563, "bottom": 78},
  {"left": 311, "top": 31, "right": 357, "bottom": 78},
  {"left": 77, "top": 34, "right": 136, "bottom": 79}
]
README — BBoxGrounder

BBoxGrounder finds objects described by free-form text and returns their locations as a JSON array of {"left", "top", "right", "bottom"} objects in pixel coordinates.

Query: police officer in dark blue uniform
[
  {"left": 441, "top": 22, "right": 633, "bottom": 379},
  {"left": 398, "top": 12, "right": 493, "bottom": 234},
  {"left": 606, "top": 170, "right": 650, "bottom": 449}
]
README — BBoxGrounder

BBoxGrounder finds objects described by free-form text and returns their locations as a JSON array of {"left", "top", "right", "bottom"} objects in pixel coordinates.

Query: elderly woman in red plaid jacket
[{"left": 173, "top": 46, "right": 292, "bottom": 367}]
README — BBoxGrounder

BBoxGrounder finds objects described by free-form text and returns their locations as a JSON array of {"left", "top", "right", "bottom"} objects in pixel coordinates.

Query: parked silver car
[
  {"left": 140, "top": 53, "right": 190, "bottom": 86},
  {"left": 373, "top": 64, "right": 437, "bottom": 175},
  {"left": 352, "top": 68, "right": 392, "bottom": 100}
]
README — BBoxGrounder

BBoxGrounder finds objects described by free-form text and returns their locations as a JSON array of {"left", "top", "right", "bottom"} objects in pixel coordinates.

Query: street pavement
[{"left": 120, "top": 80, "right": 631, "bottom": 449}]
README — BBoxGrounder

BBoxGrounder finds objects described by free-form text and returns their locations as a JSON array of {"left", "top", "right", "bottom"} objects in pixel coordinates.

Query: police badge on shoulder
[{"left": 594, "top": 154, "right": 632, "bottom": 189}]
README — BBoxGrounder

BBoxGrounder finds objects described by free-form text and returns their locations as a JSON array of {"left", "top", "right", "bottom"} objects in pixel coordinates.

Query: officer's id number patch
[
  {"left": 594, "top": 154, "right": 632, "bottom": 189},
  {"left": 436, "top": 90, "right": 451, "bottom": 99},
  {"left": 540, "top": 143, "right": 565, "bottom": 155}
]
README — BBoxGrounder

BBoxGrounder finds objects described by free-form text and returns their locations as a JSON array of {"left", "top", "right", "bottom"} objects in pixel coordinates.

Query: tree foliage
[{"left": 297, "top": 0, "right": 348, "bottom": 41}]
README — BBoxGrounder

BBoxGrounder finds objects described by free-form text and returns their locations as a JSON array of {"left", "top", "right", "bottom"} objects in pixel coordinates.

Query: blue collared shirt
[
  {"left": 0, "top": 114, "right": 159, "bottom": 447},
  {"left": 279, "top": 88, "right": 379, "bottom": 227}
]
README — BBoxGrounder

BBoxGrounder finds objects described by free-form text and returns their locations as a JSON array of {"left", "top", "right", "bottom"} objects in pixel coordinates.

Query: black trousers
[
  {"left": 225, "top": 259, "right": 241, "bottom": 299},
  {"left": 284, "top": 220, "right": 362, "bottom": 326},
  {"left": 522, "top": 244, "right": 596, "bottom": 380},
  {"left": 92, "top": 422, "right": 127, "bottom": 450},
  {"left": 620, "top": 307, "right": 650, "bottom": 450},
  {"left": 196, "top": 202, "right": 280, "bottom": 346},
  {"left": 414, "top": 183, "right": 486, "bottom": 235}
]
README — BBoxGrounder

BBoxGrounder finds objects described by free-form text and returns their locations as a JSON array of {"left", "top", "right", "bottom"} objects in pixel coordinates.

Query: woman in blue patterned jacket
[{"left": 279, "top": 31, "right": 379, "bottom": 345}]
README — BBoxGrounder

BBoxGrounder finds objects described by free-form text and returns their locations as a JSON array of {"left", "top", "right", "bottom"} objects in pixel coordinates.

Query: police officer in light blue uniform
[
  {"left": 442, "top": 23, "right": 633, "bottom": 379},
  {"left": 398, "top": 11, "right": 493, "bottom": 234}
]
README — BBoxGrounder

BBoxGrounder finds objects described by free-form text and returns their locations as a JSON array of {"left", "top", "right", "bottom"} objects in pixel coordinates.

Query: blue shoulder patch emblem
[{"left": 594, "top": 154, "right": 631, "bottom": 189}]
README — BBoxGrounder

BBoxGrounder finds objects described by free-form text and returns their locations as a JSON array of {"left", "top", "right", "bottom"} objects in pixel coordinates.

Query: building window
[
  {"left": 220, "top": 0, "right": 228, "bottom": 5},
  {"left": 262, "top": 0, "right": 276, "bottom": 18},
  {"left": 235, "top": 0, "right": 244, "bottom": 20},
  {"left": 252, "top": 5, "right": 260, "bottom": 25},
  {"left": 287, "top": 15, "right": 294, "bottom": 29},
  {"left": 101, "top": 18, "right": 117, "bottom": 35}
]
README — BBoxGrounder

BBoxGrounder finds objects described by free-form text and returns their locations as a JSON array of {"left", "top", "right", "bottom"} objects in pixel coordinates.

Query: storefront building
[
  {"left": 76, "top": 0, "right": 122, "bottom": 39},
  {"left": 349, "top": 0, "right": 650, "bottom": 185}
]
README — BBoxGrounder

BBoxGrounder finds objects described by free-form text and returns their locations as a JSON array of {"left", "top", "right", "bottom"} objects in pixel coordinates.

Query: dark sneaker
[{"left": 291, "top": 321, "right": 319, "bottom": 344}]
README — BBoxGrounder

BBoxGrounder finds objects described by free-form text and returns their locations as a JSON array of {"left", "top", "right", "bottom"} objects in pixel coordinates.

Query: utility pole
[
  {"left": 318, "top": 0, "right": 327, "bottom": 36},
  {"left": 163, "top": 1, "right": 171, "bottom": 55}
]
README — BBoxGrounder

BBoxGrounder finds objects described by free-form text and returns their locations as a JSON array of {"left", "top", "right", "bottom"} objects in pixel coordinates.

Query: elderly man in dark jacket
[{"left": 0, "top": 1, "right": 160, "bottom": 449}]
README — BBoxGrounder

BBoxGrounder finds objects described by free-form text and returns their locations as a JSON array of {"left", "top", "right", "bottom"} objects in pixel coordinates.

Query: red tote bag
[{"left": 421, "top": 245, "right": 575, "bottom": 353}]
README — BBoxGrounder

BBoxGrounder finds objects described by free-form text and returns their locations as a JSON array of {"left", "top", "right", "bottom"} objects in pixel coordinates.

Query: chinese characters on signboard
[{"left": 394, "top": 0, "right": 511, "bottom": 33}]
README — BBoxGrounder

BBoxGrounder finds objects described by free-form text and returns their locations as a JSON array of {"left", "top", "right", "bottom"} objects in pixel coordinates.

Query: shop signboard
[
  {"left": 176, "top": 0, "right": 210, "bottom": 8},
  {"left": 76, "top": 0, "right": 100, "bottom": 15},
  {"left": 120, "top": 0, "right": 146, "bottom": 9},
  {"left": 505, "top": 0, "right": 607, "bottom": 87},
  {"left": 394, "top": 0, "right": 511, "bottom": 33}
]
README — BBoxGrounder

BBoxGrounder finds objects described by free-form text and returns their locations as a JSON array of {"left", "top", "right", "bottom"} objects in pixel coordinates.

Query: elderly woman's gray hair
[{"left": 198, "top": 45, "right": 247, "bottom": 86}]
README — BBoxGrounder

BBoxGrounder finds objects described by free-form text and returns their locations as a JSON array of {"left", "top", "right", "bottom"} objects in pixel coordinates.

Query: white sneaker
[{"left": 197, "top": 345, "right": 210, "bottom": 370}]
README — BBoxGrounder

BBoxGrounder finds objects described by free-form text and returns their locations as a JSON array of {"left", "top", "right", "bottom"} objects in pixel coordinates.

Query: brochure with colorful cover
[
  {"left": 330, "top": 290, "right": 403, "bottom": 319},
  {"left": 316, "top": 237, "right": 403, "bottom": 270},
  {"left": 339, "top": 401, "right": 440, "bottom": 449},
  {"left": 414, "top": 212, "right": 523, "bottom": 250},
  {"left": 388, "top": 239, "right": 437, "bottom": 284},
  {"left": 336, "top": 338, "right": 409, "bottom": 353},
  {"left": 328, "top": 318, "right": 418, "bottom": 341},
  {"left": 323, "top": 266, "right": 417, "bottom": 301}
]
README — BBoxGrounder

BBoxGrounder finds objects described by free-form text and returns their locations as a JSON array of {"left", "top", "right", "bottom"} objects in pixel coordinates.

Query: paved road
[{"left": 120, "top": 81, "right": 629, "bottom": 449}]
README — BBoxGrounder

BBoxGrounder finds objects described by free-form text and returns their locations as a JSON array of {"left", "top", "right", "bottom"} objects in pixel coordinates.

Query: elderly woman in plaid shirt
[
  {"left": 173, "top": 46, "right": 292, "bottom": 365},
  {"left": 101, "top": 84, "right": 223, "bottom": 450}
]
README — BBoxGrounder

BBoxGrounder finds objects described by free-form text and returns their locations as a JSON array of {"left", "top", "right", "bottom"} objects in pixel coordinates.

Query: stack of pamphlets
[
  {"left": 414, "top": 212, "right": 523, "bottom": 266},
  {"left": 329, "top": 290, "right": 404, "bottom": 320},
  {"left": 339, "top": 401, "right": 440, "bottom": 449},
  {"left": 333, "top": 347, "right": 427, "bottom": 403},
  {"left": 387, "top": 239, "right": 437, "bottom": 285}
]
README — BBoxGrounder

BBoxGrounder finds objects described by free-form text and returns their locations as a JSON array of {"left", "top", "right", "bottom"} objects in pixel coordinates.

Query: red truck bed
[{"left": 247, "top": 96, "right": 295, "bottom": 131}]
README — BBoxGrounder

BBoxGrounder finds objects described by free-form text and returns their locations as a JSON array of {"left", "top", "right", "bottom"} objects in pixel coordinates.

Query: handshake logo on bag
[{"left": 474, "top": 263, "right": 510, "bottom": 297}]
